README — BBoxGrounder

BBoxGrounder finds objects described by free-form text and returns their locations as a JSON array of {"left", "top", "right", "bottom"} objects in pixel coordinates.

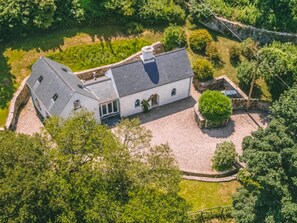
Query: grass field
[{"left": 179, "top": 180, "right": 240, "bottom": 211}]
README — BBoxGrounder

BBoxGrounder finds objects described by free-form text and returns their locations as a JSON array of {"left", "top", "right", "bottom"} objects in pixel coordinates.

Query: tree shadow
[
  {"left": 201, "top": 119, "right": 235, "bottom": 138},
  {"left": 131, "top": 96, "right": 197, "bottom": 125},
  {"left": 0, "top": 48, "right": 15, "bottom": 109}
]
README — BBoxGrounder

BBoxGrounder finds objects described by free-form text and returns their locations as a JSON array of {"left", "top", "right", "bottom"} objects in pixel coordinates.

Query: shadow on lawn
[{"left": 0, "top": 48, "right": 15, "bottom": 109}]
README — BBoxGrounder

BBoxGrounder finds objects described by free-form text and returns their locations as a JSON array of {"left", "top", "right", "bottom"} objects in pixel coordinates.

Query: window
[
  {"left": 171, "top": 88, "right": 176, "bottom": 96},
  {"left": 38, "top": 76, "right": 43, "bottom": 83},
  {"left": 135, "top": 99, "right": 140, "bottom": 107},
  {"left": 52, "top": 93, "right": 58, "bottom": 101},
  {"left": 113, "top": 101, "right": 118, "bottom": 112},
  {"left": 73, "top": 100, "right": 81, "bottom": 110},
  {"left": 102, "top": 104, "right": 107, "bottom": 115}
]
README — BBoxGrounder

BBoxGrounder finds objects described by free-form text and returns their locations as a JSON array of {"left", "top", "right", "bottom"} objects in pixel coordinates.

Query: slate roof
[
  {"left": 84, "top": 76, "right": 118, "bottom": 104},
  {"left": 26, "top": 57, "right": 96, "bottom": 116},
  {"left": 110, "top": 48, "right": 193, "bottom": 97}
]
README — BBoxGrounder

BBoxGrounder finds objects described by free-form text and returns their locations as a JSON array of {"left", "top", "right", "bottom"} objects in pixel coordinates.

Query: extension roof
[
  {"left": 26, "top": 57, "right": 96, "bottom": 115},
  {"left": 84, "top": 76, "right": 118, "bottom": 104},
  {"left": 110, "top": 48, "right": 193, "bottom": 97}
]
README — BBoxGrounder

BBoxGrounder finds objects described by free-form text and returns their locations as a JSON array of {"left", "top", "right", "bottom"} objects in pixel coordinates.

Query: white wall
[
  {"left": 60, "top": 92, "right": 101, "bottom": 122},
  {"left": 119, "top": 77, "right": 191, "bottom": 117}
]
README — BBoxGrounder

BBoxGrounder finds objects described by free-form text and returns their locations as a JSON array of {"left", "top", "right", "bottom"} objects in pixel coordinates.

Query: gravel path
[
  {"left": 138, "top": 89, "right": 268, "bottom": 174},
  {"left": 15, "top": 98, "right": 44, "bottom": 135}
]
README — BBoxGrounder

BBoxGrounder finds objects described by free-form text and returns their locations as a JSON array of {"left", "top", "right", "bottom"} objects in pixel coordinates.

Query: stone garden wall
[
  {"left": 75, "top": 41, "right": 164, "bottom": 80},
  {"left": 194, "top": 75, "right": 271, "bottom": 129},
  {"left": 5, "top": 77, "right": 30, "bottom": 130},
  {"left": 202, "top": 16, "right": 297, "bottom": 44}
]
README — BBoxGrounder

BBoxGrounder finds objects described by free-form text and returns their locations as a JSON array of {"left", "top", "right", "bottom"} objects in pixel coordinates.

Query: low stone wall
[
  {"left": 5, "top": 77, "right": 30, "bottom": 130},
  {"left": 197, "top": 75, "right": 271, "bottom": 112},
  {"left": 232, "top": 98, "right": 270, "bottom": 112},
  {"left": 194, "top": 103, "right": 229, "bottom": 129},
  {"left": 202, "top": 16, "right": 297, "bottom": 44},
  {"left": 182, "top": 165, "right": 239, "bottom": 178},
  {"left": 75, "top": 41, "right": 164, "bottom": 80}
]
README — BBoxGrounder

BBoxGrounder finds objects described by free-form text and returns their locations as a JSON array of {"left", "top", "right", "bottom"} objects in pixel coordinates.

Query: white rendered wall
[
  {"left": 59, "top": 92, "right": 101, "bottom": 122},
  {"left": 119, "top": 77, "right": 191, "bottom": 117}
]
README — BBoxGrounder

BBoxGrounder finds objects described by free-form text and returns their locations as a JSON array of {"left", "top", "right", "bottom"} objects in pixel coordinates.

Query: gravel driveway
[
  {"left": 15, "top": 98, "right": 44, "bottom": 135},
  {"left": 137, "top": 92, "right": 268, "bottom": 174}
]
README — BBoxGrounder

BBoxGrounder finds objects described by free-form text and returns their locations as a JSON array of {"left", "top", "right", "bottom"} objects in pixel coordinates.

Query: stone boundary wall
[
  {"left": 4, "top": 77, "right": 30, "bottom": 130},
  {"left": 75, "top": 41, "right": 164, "bottom": 80},
  {"left": 202, "top": 16, "right": 297, "bottom": 44}
]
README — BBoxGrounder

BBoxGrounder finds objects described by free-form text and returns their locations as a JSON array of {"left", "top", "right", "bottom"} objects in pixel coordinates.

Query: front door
[{"left": 151, "top": 94, "right": 159, "bottom": 107}]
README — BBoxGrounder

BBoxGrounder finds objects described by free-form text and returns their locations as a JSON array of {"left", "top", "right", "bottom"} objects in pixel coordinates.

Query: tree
[
  {"left": 193, "top": 58, "right": 215, "bottom": 82},
  {"left": 0, "top": 111, "right": 189, "bottom": 222},
  {"left": 199, "top": 90, "right": 232, "bottom": 123},
  {"left": 189, "top": 29, "right": 212, "bottom": 53},
  {"left": 240, "top": 38, "right": 259, "bottom": 61},
  {"left": 162, "top": 25, "right": 187, "bottom": 51},
  {"left": 212, "top": 141, "right": 237, "bottom": 171},
  {"left": 237, "top": 61, "right": 257, "bottom": 88},
  {"left": 233, "top": 87, "right": 297, "bottom": 223},
  {"left": 258, "top": 47, "right": 294, "bottom": 100},
  {"left": 206, "top": 42, "right": 222, "bottom": 63}
]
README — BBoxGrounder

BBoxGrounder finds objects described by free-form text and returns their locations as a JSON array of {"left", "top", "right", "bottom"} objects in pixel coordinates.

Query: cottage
[{"left": 26, "top": 46, "right": 194, "bottom": 122}]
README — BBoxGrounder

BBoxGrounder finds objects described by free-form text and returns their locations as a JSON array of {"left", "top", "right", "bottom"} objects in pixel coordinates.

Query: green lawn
[{"left": 179, "top": 180, "right": 240, "bottom": 211}]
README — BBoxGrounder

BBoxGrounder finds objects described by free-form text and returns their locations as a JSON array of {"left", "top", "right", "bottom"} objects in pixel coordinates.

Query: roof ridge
[
  {"left": 41, "top": 57, "right": 76, "bottom": 92},
  {"left": 110, "top": 47, "right": 187, "bottom": 70}
]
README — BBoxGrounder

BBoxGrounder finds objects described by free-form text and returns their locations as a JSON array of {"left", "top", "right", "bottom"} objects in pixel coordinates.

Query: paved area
[
  {"left": 15, "top": 98, "right": 44, "bottom": 135},
  {"left": 137, "top": 92, "right": 268, "bottom": 174}
]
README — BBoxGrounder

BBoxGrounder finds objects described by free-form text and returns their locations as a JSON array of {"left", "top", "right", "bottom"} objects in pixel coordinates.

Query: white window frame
[{"left": 99, "top": 100, "right": 119, "bottom": 118}]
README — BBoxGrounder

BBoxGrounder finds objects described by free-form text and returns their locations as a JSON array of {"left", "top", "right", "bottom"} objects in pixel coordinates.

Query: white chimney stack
[{"left": 141, "top": 46, "right": 154, "bottom": 63}]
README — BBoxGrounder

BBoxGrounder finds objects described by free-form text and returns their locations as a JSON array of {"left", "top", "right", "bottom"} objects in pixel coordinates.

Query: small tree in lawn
[
  {"left": 162, "top": 25, "right": 187, "bottom": 51},
  {"left": 199, "top": 90, "right": 232, "bottom": 125},
  {"left": 189, "top": 29, "right": 212, "bottom": 53},
  {"left": 193, "top": 58, "right": 214, "bottom": 84},
  {"left": 212, "top": 141, "right": 237, "bottom": 171}
]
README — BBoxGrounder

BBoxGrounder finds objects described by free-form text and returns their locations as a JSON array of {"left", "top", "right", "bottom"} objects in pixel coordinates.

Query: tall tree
[
  {"left": 233, "top": 87, "right": 297, "bottom": 223},
  {"left": 0, "top": 111, "right": 189, "bottom": 222}
]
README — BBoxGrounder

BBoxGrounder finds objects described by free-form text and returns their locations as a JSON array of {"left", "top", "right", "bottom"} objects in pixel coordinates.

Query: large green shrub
[
  {"left": 212, "top": 141, "right": 237, "bottom": 171},
  {"left": 193, "top": 59, "right": 214, "bottom": 82},
  {"left": 237, "top": 61, "right": 256, "bottom": 88},
  {"left": 189, "top": 29, "right": 212, "bottom": 53},
  {"left": 199, "top": 90, "right": 232, "bottom": 122},
  {"left": 162, "top": 25, "right": 187, "bottom": 51}
]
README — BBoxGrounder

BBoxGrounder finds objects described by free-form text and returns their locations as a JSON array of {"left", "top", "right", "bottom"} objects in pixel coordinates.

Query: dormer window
[
  {"left": 73, "top": 100, "right": 81, "bottom": 110},
  {"left": 38, "top": 75, "right": 43, "bottom": 83},
  {"left": 33, "top": 75, "right": 43, "bottom": 90},
  {"left": 52, "top": 93, "right": 58, "bottom": 102}
]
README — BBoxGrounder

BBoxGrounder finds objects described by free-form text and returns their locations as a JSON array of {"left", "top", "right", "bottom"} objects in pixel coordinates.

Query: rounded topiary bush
[
  {"left": 212, "top": 141, "right": 237, "bottom": 171},
  {"left": 199, "top": 90, "right": 232, "bottom": 123},
  {"left": 162, "top": 25, "right": 187, "bottom": 51},
  {"left": 193, "top": 59, "right": 214, "bottom": 83},
  {"left": 189, "top": 29, "right": 212, "bottom": 53}
]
